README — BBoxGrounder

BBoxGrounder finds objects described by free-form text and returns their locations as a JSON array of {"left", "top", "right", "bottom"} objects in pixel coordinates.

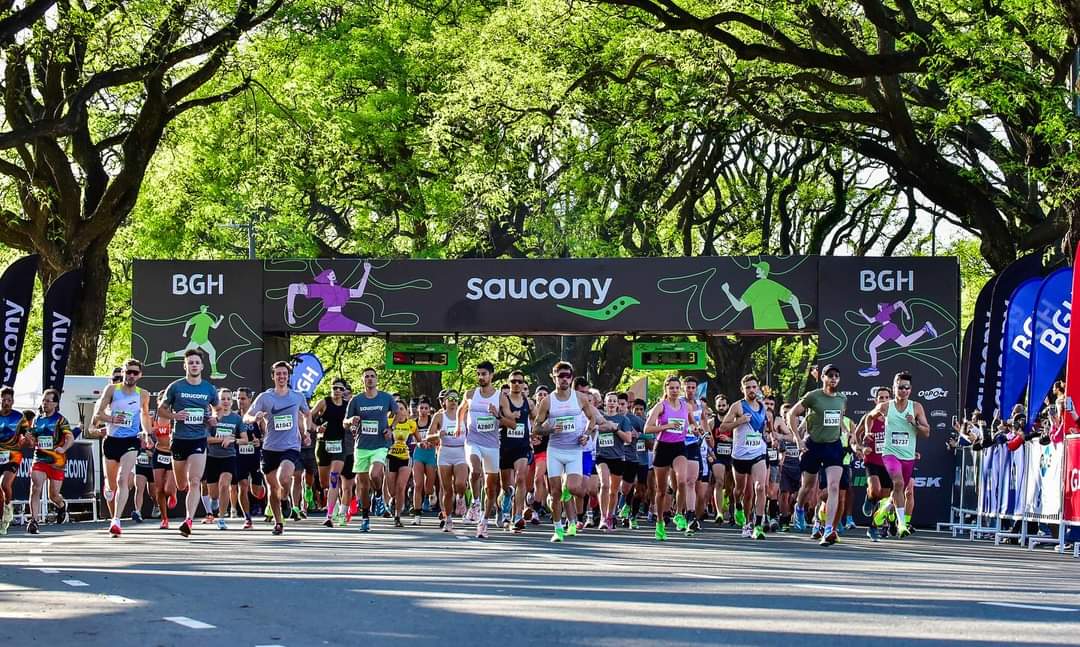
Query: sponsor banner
[
  {"left": 1000, "top": 442, "right": 1028, "bottom": 519},
  {"left": 978, "top": 444, "right": 1004, "bottom": 517},
  {"left": 131, "top": 261, "right": 264, "bottom": 396},
  {"left": 289, "top": 352, "right": 325, "bottom": 401},
  {"left": 1065, "top": 435, "right": 1080, "bottom": 525},
  {"left": 959, "top": 323, "right": 973, "bottom": 415},
  {"left": 261, "top": 257, "right": 819, "bottom": 335},
  {"left": 999, "top": 278, "right": 1041, "bottom": 417},
  {"left": 984, "top": 253, "right": 1043, "bottom": 420},
  {"left": 12, "top": 440, "right": 96, "bottom": 501},
  {"left": 1023, "top": 441, "right": 1063, "bottom": 519},
  {"left": 42, "top": 270, "right": 83, "bottom": 392},
  {"left": 1066, "top": 244, "right": 1080, "bottom": 436},
  {"left": 817, "top": 256, "right": 959, "bottom": 526},
  {"left": 0, "top": 254, "right": 40, "bottom": 387},
  {"left": 1027, "top": 268, "right": 1072, "bottom": 430},
  {"left": 963, "top": 277, "right": 999, "bottom": 418}
]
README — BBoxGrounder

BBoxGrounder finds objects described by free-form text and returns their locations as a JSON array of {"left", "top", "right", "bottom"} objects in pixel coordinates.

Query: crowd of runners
[{"left": 0, "top": 350, "right": 934, "bottom": 545}]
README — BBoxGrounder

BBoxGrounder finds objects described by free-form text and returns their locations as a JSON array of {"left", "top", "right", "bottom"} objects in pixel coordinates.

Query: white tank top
[
  {"left": 441, "top": 410, "right": 463, "bottom": 447},
  {"left": 466, "top": 387, "right": 502, "bottom": 449},
  {"left": 107, "top": 386, "right": 142, "bottom": 438},
  {"left": 732, "top": 400, "right": 767, "bottom": 460},
  {"left": 548, "top": 392, "right": 584, "bottom": 451}
]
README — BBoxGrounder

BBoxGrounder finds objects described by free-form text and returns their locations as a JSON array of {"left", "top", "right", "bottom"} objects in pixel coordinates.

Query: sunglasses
[
  {"left": 555, "top": 372, "right": 572, "bottom": 379},
  {"left": 112, "top": 375, "right": 122, "bottom": 382},
  {"left": 897, "top": 385, "right": 912, "bottom": 390},
  {"left": 332, "top": 386, "right": 345, "bottom": 391},
  {"left": 510, "top": 379, "right": 524, "bottom": 384},
  {"left": 125, "top": 369, "right": 141, "bottom": 375}
]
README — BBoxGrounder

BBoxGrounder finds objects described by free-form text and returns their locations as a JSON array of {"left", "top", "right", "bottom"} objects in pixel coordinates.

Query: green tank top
[{"left": 883, "top": 400, "right": 917, "bottom": 460}]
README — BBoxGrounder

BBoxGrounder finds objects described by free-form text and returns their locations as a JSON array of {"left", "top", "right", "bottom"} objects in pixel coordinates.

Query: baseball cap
[
  {"left": 821, "top": 364, "right": 840, "bottom": 377},
  {"left": 752, "top": 261, "right": 771, "bottom": 274},
  {"left": 444, "top": 389, "right": 460, "bottom": 401}
]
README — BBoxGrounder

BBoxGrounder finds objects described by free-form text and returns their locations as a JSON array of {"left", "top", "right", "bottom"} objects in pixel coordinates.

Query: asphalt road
[{"left": 1, "top": 516, "right": 1077, "bottom": 646}]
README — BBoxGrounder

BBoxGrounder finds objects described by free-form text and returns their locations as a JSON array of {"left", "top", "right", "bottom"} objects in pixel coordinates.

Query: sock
[
  {"left": 767, "top": 499, "right": 780, "bottom": 519},
  {"left": 210, "top": 498, "right": 219, "bottom": 514},
  {"left": 824, "top": 524, "right": 834, "bottom": 536},
  {"left": 897, "top": 508, "right": 907, "bottom": 524},
  {"left": 201, "top": 495, "right": 212, "bottom": 514},
  {"left": 795, "top": 504, "right": 805, "bottom": 518}
]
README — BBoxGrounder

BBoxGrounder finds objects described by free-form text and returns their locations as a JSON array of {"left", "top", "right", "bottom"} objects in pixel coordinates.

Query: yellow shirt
[{"left": 389, "top": 419, "right": 417, "bottom": 460}]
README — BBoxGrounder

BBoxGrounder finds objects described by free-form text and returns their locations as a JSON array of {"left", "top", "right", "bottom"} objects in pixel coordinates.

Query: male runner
[
  {"left": 710, "top": 394, "right": 734, "bottom": 524},
  {"left": 787, "top": 364, "right": 847, "bottom": 546},
  {"left": 500, "top": 370, "right": 532, "bottom": 532},
  {"left": 680, "top": 376, "right": 709, "bottom": 532},
  {"left": 529, "top": 385, "right": 550, "bottom": 525},
  {"left": 615, "top": 393, "right": 644, "bottom": 528},
  {"left": 0, "top": 386, "right": 29, "bottom": 535},
  {"left": 160, "top": 305, "right": 228, "bottom": 379},
  {"left": 234, "top": 387, "right": 264, "bottom": 529},
  {"left": 27, "top": 389, "right": 74, "bottom": 534},
  {"left": 718, "top": 374, "right": 769, "bottom": 539},
  {"left": 345, "top": 367, "right": 396, "bottom": 532},
  {"left": 776, "top": 403, "right": 802, "bottom": 529},
  {"left": 868, "top": 371, "right": 929, "bottom": 538},
  {"left": 94, "top": 359, "right": 153, "bottom": 536},
  {"left": 460, "top": 361, "right": 515, "bottom": 538},
  {"left": 158, "top": 350, "right": 219, "bottom": 537},
  {"left": 532, "top": 361, "right": 616, "bottom": 542}
]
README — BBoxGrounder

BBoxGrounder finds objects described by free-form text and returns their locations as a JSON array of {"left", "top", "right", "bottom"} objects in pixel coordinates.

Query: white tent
[{"left": 12, "top": 352, "right": 43, "bottom": 410}]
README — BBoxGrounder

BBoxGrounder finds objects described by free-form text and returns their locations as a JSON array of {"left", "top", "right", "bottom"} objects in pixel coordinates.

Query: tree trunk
[
  {"left": 39, "top": 238, "right": 111, "bottom": 375},
  {"left": 704, "top": 336, "right": 769, "bottom": 401},
  {"left": 410, "top": 371, "right": 443, "bottom": 402}
]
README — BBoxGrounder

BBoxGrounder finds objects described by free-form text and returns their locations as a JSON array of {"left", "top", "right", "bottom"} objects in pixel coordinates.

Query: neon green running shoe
[
  {"left": 551, "top": 525, "right": 565, "bottom": 543},
  {"left": 629, "top": 518, "right": 639, "bottom": 530},
  {"left": 734, "top": 508, "right": 746, "bottom": 526},
  {"left": 655, "top": 522, "right": 667, "bottom": 541},
  {"left": 674, "top": 513, "right": 687, "bottom": 531},
  {"left": 566, "top": 521, "right": 578, "bottom": 537},
  {"left": 753, "top": 525, "right": 765, "bottom": 540},
  {"left": 618, "top": 504, "right": 631, "bottom": 519}
]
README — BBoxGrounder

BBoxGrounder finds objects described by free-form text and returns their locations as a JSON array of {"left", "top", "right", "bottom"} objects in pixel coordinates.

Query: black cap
[{"left": 821, "top": 364, "right": 840, "bottom": 377}]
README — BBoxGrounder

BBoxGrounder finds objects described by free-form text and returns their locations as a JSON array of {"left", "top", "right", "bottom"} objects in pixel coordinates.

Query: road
[{"left": 1, "top": 517, "right": 1077, "bottom": 646}]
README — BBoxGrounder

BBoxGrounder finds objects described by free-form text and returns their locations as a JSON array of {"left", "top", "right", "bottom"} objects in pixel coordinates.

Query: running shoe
[
  {"left": 55, "top": 504, "right": 67, "bottom": 524},
  {"left": 567, "top": 521, "right": 578, "bottom": 537},
  {"left": 629, "top": 518, "right": 639, "bottom": 530},
  {"left": 411, "top": 514, "right": 422, "bottom": 527},
  {"left": 179, "top": 519, "right": 192, "bottom": 537},
  {"left": 202, "top": 514, "right": 215, "bottom": 525},
  {"left": 741, "top": 524, "right": 752, "bottom": 538},
  {"left": 360, "top": 517, "right": 371, "bottom": 533},
  {"left": 394, "top": 516, "right": 404, "bottom": 528},
  {"left": 862, "top": 497, "right": 875, "bottom": 517},
  {"left": 606, "top": 514, "right": 616, "bottom": 532},
  {"left": 897, "top": 521, "right": 912, "bottom": 538},
  {"left": 322, "top": 517, "right": 334, "bottom": 528},
  {"left": 349, "top": 498, "right": 359, "bottom": 517},
  {"left": 272, "top": 523, "right": 284, "bottom": 536},
  {"left": 243, "top": 519, "right": 253, "bottom": 529},
  {"left": 160, "top": 518, "right": 170, "bottom": 530},
  {"left": 216, "top": 518, "right": 228, "bottom": 531},
  {"left": 858, "top": 367, "right": 880, "bottom": 377},
  {"left": 734, "top": 508, "right": 746, "bottom": 526},
  {"left": 333, "top": 513, "right": 346, "bottom": 527},
  {"left": 585, "top": 511, "right": 596, "bottom": 528},
  {"left": 477, "top": 518, "right": 489, "bottom": 539},
  {"left": 618, "top": 504, "right": 631, "bottom": 520},
  {"left": 684, "top": 523, "right": 695, "bottom": 538},
  {"left": 167, "top": 494, "right": 177, "bottom": 509},
  {"left": 843, "top": 516, "right": 857, "bottom": 531},
  {"left": 673, "top": 513, "right": 687, "bottom": 531},
  {"left": 132, "top": 510, "right": 143, "bottom": 524},
  {"left": 753, "top": 525, "right": 766, "bottom": 540},
  {"left": 819, "top": 530, "right": 839, "bottom": 546},
  {"left": 713, "top": 514, "right": 725, "bottom": 525},
  {"left": 655, "top": 522, "right": 667, "bottom": 542},
  {"left": 924, "top": 321, "right": 938, "bottom": 338},
  {"left": 514, "top": 517, "right": 526, "bottom": 533},
  {"left": 373, "top": 497, "right": 387, "bottom": 517},
  {"left": 290, "top": 506, "right": 302, "bottom": 522},
  {"left": 264, "top": 509, "right": 275, "bottom": 523},
  {"left": 767, "top": 518, "right": 780, "bottom": 533},
  {"left": 811, "top": 524, "right": 823, "bottom": 540},
  {"left": 551, "top": 525, "right": 565, "bottom": 543},
  {"left": 689, "top": 519, "right": 702, "bottom": 532},
  {"left": 444, "top": 517, "right": 454, "bottom": 532},
  {"left": 299, "top": 508, "right": 308, "bottom": 520},
  {"left": 0, "top": 518, "right": 7, "bottom": 535},
  {"left": 866, "top": 525, "right": 879, "bottom": 542}
]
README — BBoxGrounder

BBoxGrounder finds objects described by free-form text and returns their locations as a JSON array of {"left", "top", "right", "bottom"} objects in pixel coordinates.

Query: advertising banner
[
  {"left": 289, "top": 352, "right": 325, "bottom": 401},
  {"left": 12, "top": 440, "right": 96, "bottom": 501},
  {"left": 42, "top": 270, "right": 83, "bottom": 392},
  {"left": 1064, "top": 435, "right": 1080, "bottom": 525},
  {"left": 963, "top": 276, "right": 999, "bottom": 418},
  {"left": 999, "top": 278, "right": 1041, "bottom": 417},
  {"left": 1027, "top": 268, "right": 1073, "bottom": 430},
  {"left": 984, "top": 253, "right": 1043, "bottom": 420},
  {"left": 0, "top": 254, "right": 40, "bottom": 386}
]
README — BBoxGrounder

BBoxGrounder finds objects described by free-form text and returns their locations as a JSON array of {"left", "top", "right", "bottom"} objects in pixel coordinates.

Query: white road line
[
  {"left": 793, "top": 583, "right": 878, "bottom": 594},
  {"left": 163, "top": 616, "right": 216, "bottom": 629},
  {"left": 105, "top": 595, "right": 136, "bottom": 604},
  {"left": 455, "top": 535, "right": 468, "bottom": 540},
  {"left": 28, "top": 557, "right": 44, "bottom": 564},
  {"left": 29, "top": 548, "right": 44, "bottom": 554},
  {"left": 676, "top": 572, "right": 729, "bottom": 580},
  {"left": 62, "top": 579, "right": 89, "bottom": 587},
  {"left": 38, "top": 568, "right": 60, "bottom": 574},
  {"left": 980, "top": 601, "right": 1076, "bottom": 613}
]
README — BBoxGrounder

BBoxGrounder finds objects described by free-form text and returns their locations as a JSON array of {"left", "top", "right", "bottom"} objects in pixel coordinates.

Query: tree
[{"left": 0, "top": 0, "right": 283, "bottom": 373}]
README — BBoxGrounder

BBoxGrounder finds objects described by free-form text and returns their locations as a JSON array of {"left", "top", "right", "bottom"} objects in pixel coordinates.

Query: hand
[
  {"left": 286, "top": 310, "right": 296, "bottom": 326},
  {"left": 175, "top": 410, "right": 189, "bottom": 422},
  {"left": 488, "top": 403, "right": 498, "bottom": 415},
  {"left": 363, "top": 261, "right": 372, "bottom": 273},
  {"left": 420, "top": 441, "right": 430, "bottom": 449},
  {"left": 906, "top": 414, "right": 916, "bottom": 425},
  {"left": 222, "top": 437, "right": 233, "bottom": 448},
  {"left": 207, "top": 414, "right": 218, "bottom": 427},
  {"left": 383, "top": 430, "right": 393, "bottom": 441},
  {"left": 512, "top": 410, "right": 521, "bottom": 420},
  {"left": 721, "top": 281, "right": 730, "bottom": 292},
  {"left": 577, "top": 434, "right": 589, "bottom": 447},
  {"left": 255, "top": 411, "right": 267, "bottom": 422},
  {"left": 56, "top": 446, "right": 66, "bottom": 455},
  {"left": 350, "top": 415, "right": 360, "bottom": 427}
]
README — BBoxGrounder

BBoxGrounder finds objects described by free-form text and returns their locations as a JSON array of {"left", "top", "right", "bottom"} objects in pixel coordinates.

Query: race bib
[
  {"left": 874, "top": 430, "right": 886, "bottom": 446},
  {"left": 745, "top": 433, "right": 762, "bottom": 447},
  {"left": 555, "top": 416, "right": 576, "bottom": 434},
  {"left": 598, "top": 433, "right": 615, "bottom": 448},
  {"left": 325, "top": 440, "right": 342, "bottom": 454},
  {"left": 890, "top": 432, "right": 911, "bottom": 447},
  {"left": 184, "top": 408, "right": 205, "bottom": 425},
  {"left": 823, "top": 410, "right": 841, "bottom": 427},
  {"left": 0, "top": 450, "right": 9, "bottom": 464},
  {"left": 476, "top": 415, "right": 497, "bottom": 434},
  {"left": 636, "top": 440, "right": 646, "bottom": 452},
  {"left": 784, "top": 446, "right": 800, "bottom": 459},
  {"left": 156, "top": 453, "right": 172, "bottom": 466},
  {"left": 38, "top": 436, "right": 54, "bottom": 450},
  {"left": 668, "top": 418, "right": 685, "bottom": 433},
  {"left": 116, "top": 411, "right": 134, "bottom": 427},
  {"left": 361, "top": 420, "right": 379, "bottom": 436},
  {"left": 273, "top": 414, "right": 292, "bottom": 432},
  {"left": 444, "top": 422, "right": 458, "bottom": 438},
  {"left": 767, "top": 448, "right": 778, "bottom": 462},
  {"left": 136, "top": 452, "right": 150, "bottom": 466},
  {"left": 216, "top": 426, "right": 234, "bottom": 438},
  {"left": 507, "top": 424, "right": 526, "bottom": 439},
  {"left": 238, "top": 444, "right": 255, "bottom": 455},
  {"left": 716, "top": 443, "right": 732, "bottom": 456}
]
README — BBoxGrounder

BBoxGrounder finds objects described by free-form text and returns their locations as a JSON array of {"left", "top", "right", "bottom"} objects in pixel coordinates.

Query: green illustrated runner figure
[
  {"left": 721, "top": 261, "right": 806, "bottom": 330},
  {"left": 160, "top": 305, "right": 228, "bottom": 379}
]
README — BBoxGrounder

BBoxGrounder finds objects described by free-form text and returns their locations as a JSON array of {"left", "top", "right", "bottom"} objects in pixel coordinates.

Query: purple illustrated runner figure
[
  {"left": 857, "top": 301, "right": 938, "bottom": 377},
  {"left": 286, "top": 263, "right": 377, "bottom": 333}
]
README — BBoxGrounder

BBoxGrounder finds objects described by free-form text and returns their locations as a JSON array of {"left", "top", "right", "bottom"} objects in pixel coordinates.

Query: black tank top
[
  {"left": 320, "top": 397, "right": 348, "bottom": 442},
  {"left": 500, "top": 396, "right": 531, "bottom": 450}
]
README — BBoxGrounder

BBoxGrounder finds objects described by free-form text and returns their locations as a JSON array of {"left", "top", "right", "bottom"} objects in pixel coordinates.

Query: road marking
[
  {"left": 106, "top": 595, "right": 136, "bottom": 604},
  {"left": 62, "top": 579, "right": 89, "bottom": 587},
  {"left": 28, "top": 557, "right": 44, "bottom": 564},
  {"left": 676, "top": 572, "right": 729, "bottom": 580},
  {"left": 980, "top": 602, "right": 1076, "bottom": 613},
  {"left": 163, "top": 616, "right": 216, "bottom": 629},
  {"left": 38, "top": 568, "right": 60, "bottom": 574},
  {"left": 455, "top": 535, "right": 468, "bottom": 541},
  {"left": 255, "top": 644, "right": 286, "bottom": 646},
  {"left": 30, "top": 548, "right": 44, "bottom": 554},
  {"left": 793, "top": 583, "right": 877, "bottom": 594}
]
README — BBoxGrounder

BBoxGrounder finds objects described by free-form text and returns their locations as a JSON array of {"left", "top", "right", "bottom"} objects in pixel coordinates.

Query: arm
[
  {"left": 643, "top": 402, "right": 669, "bottom": 434},
  {"left": 912, "top": 403, "right": 931, "bottom": 438},
  {"left": 721, "top": 282, "right": 748, "bottom": 311},
  {"left": 531, "top": 397, "right": 555, "bottom": 436},
  {"left": 286, "top": 283, "right": 308, "bottom": 325},
  {"left": 212, "top": 314, "right": 224, "bottom": 328},
  {"left": 243, "top": 395, "right": 267, "bottom": 425},
  {"left": 56, "top": 417, "right": 75, "bottom": 454},
  {"left": 786, "top": 402, "right": 807, "bottom": 450},
  {"left": 581, "top": 396, "right": 616, "bottom": 432},
  {"left": 92, "top": 384, "right": 117, "bottom": 426},
  {"left": 896, "top": 300, "right": 911, "bottom": 320},
  {"left": 857, "top": 308, "right": 876, "bottom": 324},
  {"left": 348, "top": 261, "right": 373, "bottom": 298},
  {"left": 718, "top": 403, "right": 747, "bottom": 434},
  {"left": 139, "top": 391, "right": 153, "bottom": 441},
  {"left": 788, "top": 293, "right": 806, "bottom": 328},
  {"left": 498, "top": 394, "right": 518, "bottom": 428},
  {"left": 615, "top": 418, "right": 633, "bottom": 444}
]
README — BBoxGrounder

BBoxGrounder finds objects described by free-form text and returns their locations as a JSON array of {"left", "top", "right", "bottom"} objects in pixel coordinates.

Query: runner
[
  {"left": 234, "top": 387, "right": 264, "bottom": 529},
  {"left": 532, "top": 361, "right": 615, "bottom": 543},
  {"left": 410, "top": 397, "right": 436, "bottom": 525},
  {"left": 94, "top": 359, "right": 153, "bottom": 537},
  {"left": 311, "top": 378, "right": 350, "bottom": 527},
  {"left": 499, "top": 370, "right": 532, "bottom": 533},
  {"left": 616, "top": 393, "right": 644, "bottom": 529},
  {"left": 763, "top": 394, "right": 782, "bottom": 530},
  {"left": 133, "top": 436, "right": 155, "bottom": 524},
  {"left": 857, "top": 302, "right": 939, "bottom": 377},
  {"left": 345, "top": 367, "right": 396, "bottom": 533},
  {"left": 868, "top": 371, "right": 929, "bottom": 538},
  {"left": 151, "top": 393, "right": 178, "bottom": 529},
  {"left": 854, "top": 386, "right": 893, "bottom": 541},
  {"left": 387, "top": 401, "right": 420, "bottom": 527},
  {"left": 528, "top": 385, "right": 550, "bottom": 525},
  {"left": 680, "top": 376, "right": 709, "bottom": 533},
  {"left": 460, "top": 361, "right": 515, "bottom": 539},
  {"left": 710, "top": 394, "right": 734, "bottom": 524},
  {"left": 432, "top": 390, "right": 467, "bottom": 531},
  {"left": 786, "top": 363, "right": 847, "bottom": 546},
  {"left": 205, "top": 388, "right": 244, "bottom": 530},
  {"left": 718, "top": 374, "right": 769, "bottom": 539},
  {"left": 26, "top": 389, "right": 74, "bottom": 534},
  {"left": 0, "top": 386, "right": 29, "bottom": 535},
  {"left": 776, "top": 403, "right": 801, "bottom": 530},
  {"left": 597, "top": 392, "right": 634, "bottom": 531}
]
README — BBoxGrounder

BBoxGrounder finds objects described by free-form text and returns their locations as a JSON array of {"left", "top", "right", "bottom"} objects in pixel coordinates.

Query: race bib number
[
  {"left": 325, "top": 440, "right": 343, "bottom": 454},
  {"left": 598, "top": 433, "right": 615, "bottom": 448},
  {"left": 507, "top": 424, "right": 526, "bottom": 439},
  {"left": 784, "top": 446, "right": 800, "bottom": 459},
  {"left": 823, "top": 410, "right": 841, "bottom": 427},
  {"left": 184, "top": 408, "right": 205, "bottom": 425},
  {"left": 767, "top": 448, "right": 778, "bottom": 462},
  {"left": 636, "top": 440, "right": 646, "bottom": 452},
  {"left": 890, "top": 432, "right": 911, "bottom": 447},
  {"left": 361, "top": 420, "right": 380, "bottom": 436},
  {"left": 0, "top": 450, "right": 9, "bottom": 464},
  {"left": 745, "top": 434, "right": 762, "bottom": 447},
  {"left": 668, "top": 418, "right": 685, "bottom": 433},
  {"left": 717, "top": 443, "right": 733, "bottom": 456},
  {"left": 137, "top": 452, "right": 150, "bottom": 466},
  {"left": 216, "top": 426, "right": 234, "bottom": 438},
  {"left": 116, "top": 411, "right": 134, "bottom": 427},
  {"left": 874, "top": 430, "right": 886, "bottom": 446},
  {"left": 273, "top": 415, "right": 292, "bottom": 432},
  {"left": 555, "top": 416, "right": 576, "bottom": 434},
  {"left": 238, "top": 444, "right": 255, "bottom": 455},
  {"left": 156, "top": 453, "right": 172, "bottom": 466},
  {"left": 476, "top": 415, "right": 497, "bottom": 434},
  {"left": 444, "top": 422, "right": 458, "bottom": 438},
  {"left": 38, "top": 436, "right": 54, "bottom": 450}
]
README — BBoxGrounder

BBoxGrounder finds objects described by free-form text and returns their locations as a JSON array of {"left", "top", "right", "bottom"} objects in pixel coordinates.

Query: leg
[
  {"left": 597, "top": 463, "right": 612, "bottom": 522},
  {"left": 824, "top": 465, "right": 842, "bottom": 531},
  {"left": 184, "top": 454, "right": 207, "bottom": 521},
  {"left": 513, "top": 458, "right": 529, "bottom": 520},
  {"left": 113, "top": 451, "right": 138, "bottom": 523},
  {"left": 29, "top": 470, "right": 46, "bottom": 522},
  {"left": 104, "top": 458, "right": 121, "bottom": 518}
]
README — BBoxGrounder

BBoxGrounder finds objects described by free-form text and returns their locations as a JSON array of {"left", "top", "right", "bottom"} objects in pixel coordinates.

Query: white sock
[
  {"left": 201, "top": 495, "right": 212, "bottom": 513},
  {"left": 897, "top": 507, "right": 906, "bottom": 523}
]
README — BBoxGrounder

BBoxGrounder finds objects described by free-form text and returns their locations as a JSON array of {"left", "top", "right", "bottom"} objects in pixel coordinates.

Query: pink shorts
[{"left": 881, "top": 455, "right": 914, "bottom": 485}]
